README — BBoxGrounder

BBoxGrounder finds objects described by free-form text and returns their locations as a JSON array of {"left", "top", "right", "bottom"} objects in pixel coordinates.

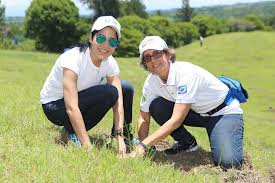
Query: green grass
[{"left": 0, "top": 31, "right": 275, "bottom": 182}]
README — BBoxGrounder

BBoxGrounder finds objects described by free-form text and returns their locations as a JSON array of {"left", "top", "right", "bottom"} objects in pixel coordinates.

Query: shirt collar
[{"left": 158, "top": 61, "right": 176, "bottom": 86}]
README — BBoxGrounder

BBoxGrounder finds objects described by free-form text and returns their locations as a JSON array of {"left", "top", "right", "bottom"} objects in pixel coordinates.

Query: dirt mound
[
  {"left": 153, "top": 141, "right": 273, "bottom": 182},
  {"left": 220, "top": 153, "right": 263, "bottom": 183},
  {"left": 152, "top": 141, "right": 212, "bottom": 171},
  {"left": 269, "top": 166, "right": 275, "bottom": 183}
]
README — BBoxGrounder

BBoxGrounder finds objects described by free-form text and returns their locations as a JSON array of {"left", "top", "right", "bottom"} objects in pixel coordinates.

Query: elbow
[
  {"left": 171, "top": 120, "right": 183, "bottom": 130},
  {"left": 65, "top": 105, "right": 78, "bottom": 116}
]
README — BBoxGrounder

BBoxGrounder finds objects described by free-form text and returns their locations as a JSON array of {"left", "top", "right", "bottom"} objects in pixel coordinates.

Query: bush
[
  {"left": 243, "top": 15, "right": 265, "bottom": 30},
  {"left": 191, "top": 15, "right": 220, "bottom": 37},
  {"left": 0, "top": 38, "right": 15, "bottom": 49},
  {"left": 118, "top": 15, "right": 158, "bottom": 36},
  {"left": 116, "top": 15, "right": 160, "bottom": 57},
  {"left": 115, "top": 28, "right": 143, "bottom": 57},
  {"left": 15, "top": 39, "right": 36, "bottom": 51},
  {"left": 177, "top": 22, "right": 199, "bottom": 45},
  {"left": 227, "top": 18, "right": 256, "bottom": 32}
]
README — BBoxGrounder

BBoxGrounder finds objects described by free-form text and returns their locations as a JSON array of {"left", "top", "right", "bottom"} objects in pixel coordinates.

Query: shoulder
[
  {"left": 173, "top": 61, "right": 197, "bottom": 73},
  {"left": 144, "top": 73, "right": 157, "bottom": 85},
  {"left": 58, "top": 47, "right": 82, "bottom": 61},
  {"left": 104, "top": 55, "right": 117, "bottom": 63}
]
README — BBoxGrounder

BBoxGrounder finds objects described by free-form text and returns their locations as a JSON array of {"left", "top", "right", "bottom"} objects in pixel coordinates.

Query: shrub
[
  {"left": 243, "top": 15, "right": 265, "bottom": 30},
  {"left": 15, "top": 39, "right": 36, "bottom": 51},
  {"left": 191, "top": 15, "right": 220, "bottom": 37},
  {"left": 177, "top": 22, "right": 199, "bottom": 45},
  {"left": 227, "top": 18, "right": 256, "bottom": 32},
  {"left": 115, "top": 28, "right": 143, "bottom": 57},
  {"left": 118, "top": 15, "right": 158, "bottom": 36}
]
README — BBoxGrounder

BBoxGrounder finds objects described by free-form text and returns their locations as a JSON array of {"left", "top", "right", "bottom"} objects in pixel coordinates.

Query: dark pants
[
  {"left": 42, "top": 80, "right": 134, "bottom": 137},
  {"left": 149, "top": 97, "right": 244, "bottom": 168}
]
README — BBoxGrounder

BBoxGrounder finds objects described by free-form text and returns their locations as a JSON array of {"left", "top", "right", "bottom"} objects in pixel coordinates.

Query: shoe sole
[
  {"left": 185, "top": 145, "right": 199, "bottom": 152},
  {"left": 164, "top": 145, "right": 199, "bottom": 156}
]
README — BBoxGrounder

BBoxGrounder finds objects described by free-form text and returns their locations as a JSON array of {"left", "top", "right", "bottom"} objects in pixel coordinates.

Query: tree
[
  {"left": 191, "top": 15, "right": 219, "bottom": 37},
  {"left": 0, "top": 0, "right": 5, "bottom": 26},
  {"left": 176, "top": 0, "right": 195, "bottom": 22},
  {"left": 0, "top": 0, "right": 5, "bottom": 42},
  {"left": 24, "top": 0, "right": 82, "bottom": 52},
  {"left": 244, "top": 15, "right": 265, "bottom": 30},
  {"left": 120, "top": 0, "right": 148, "bottom": 18},
  {"left": 80, "top": 0, "right": 120, "bottom": 19}
]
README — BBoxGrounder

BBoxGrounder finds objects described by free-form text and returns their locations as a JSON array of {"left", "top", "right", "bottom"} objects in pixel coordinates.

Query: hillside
[
  {"left": 149, "top": 1, "right": 275, "bottom": 19},
  {"left": 195, "top": 1, "right": 275, "bottom": 19},
  {"left": 0, "top": 32, "right": 275, "bottom": 182}
]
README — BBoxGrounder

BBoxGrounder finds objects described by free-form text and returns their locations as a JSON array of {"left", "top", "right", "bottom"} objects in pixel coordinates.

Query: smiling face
[
  {"left": 89, "top": 27, "right": 118, "bottom": 63},
  {"left": 143, "top": 49, "right": 170, "bottom": 80}
]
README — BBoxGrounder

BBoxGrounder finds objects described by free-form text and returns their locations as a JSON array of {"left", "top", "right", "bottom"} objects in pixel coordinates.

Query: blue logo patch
[{"left": 177, "top": 85, "right": 187, "bottom": 94}]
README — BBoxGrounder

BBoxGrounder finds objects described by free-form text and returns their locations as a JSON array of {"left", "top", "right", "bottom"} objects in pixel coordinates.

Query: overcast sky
[{"left": 2, "top": 0, "right": 275, "bottom": 17}]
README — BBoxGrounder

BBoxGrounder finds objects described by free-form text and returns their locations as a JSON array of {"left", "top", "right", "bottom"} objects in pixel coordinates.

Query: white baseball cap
[
  {"left": 139, "top": 36, "right": 168, "bottom": 58},
  {"left": 91, "top": 16, "right": 121, "bottom": 39}
]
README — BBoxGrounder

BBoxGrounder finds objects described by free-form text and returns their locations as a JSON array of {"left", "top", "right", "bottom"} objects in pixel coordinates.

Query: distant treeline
[
  {"left": 195, "top": 1, "right": 275, "bottom": 19},
  {"left": 1, "top": 0, "right": 275, "bottom": 56},
  {"left": 150, "top": 1, "right": 275, "bottom": 19}
]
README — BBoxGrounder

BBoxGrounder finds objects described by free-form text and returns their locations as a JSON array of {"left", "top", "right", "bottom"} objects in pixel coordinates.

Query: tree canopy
[
  {"left": 120, "top": 0, "right": 147, "bottom": 18},
  {"left": 80, "top": 0, "right": 120, "bottom": 19},
  {"left": 80, "top": 0, "right": 147, "bottom": 19},
  {"left": 176, "top": 0, "right": 195, "bottom": 22},
  {"left": 24, "top": 0, "right": 83, "bottom": 52},
  {"left": 0, "top": 0, "right": 5, "bottom": 26}
]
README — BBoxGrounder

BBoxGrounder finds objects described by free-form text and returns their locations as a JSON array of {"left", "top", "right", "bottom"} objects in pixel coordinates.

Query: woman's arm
[
  {"left": 142, "top": 103, "right": 191, "bottom": 147},
  {"left": 130, "top": 103, "right": 191, "bottom": 156},
  {"left": 107, "top": 75, "right": 126, "bottom": 155},
  {"left": 137, "top": 111, "right": 151, "bottom": 141},
  {"left": 63, "top": 68, "right": 91, "bottom": 147},
  {"left": 107, "top": 75, "right": 124, "bottom": 134}
]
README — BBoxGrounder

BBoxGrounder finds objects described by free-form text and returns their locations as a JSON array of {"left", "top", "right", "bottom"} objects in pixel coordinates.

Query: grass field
[{"left": 0, "top": 31, "right": 274, "bottom": 182}]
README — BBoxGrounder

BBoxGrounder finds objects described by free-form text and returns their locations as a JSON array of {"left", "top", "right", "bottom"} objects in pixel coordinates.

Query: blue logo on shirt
[{"left": 178, "top": 85, "right": 187, "bottom": 94}]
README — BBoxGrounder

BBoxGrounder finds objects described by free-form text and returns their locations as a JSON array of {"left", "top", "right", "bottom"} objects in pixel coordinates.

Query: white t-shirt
[
  {"left": 40, "top": 47, "right": 120, "bottom": 104},
  {"left": 140, "top": 61, "right": 243, "bottom": 116}
]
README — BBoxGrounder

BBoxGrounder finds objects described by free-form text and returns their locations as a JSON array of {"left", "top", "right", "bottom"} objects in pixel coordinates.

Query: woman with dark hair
[
  {"left": 128, "top": 36, "right": 244, "bottom": 168},
  {"left": 40, "top": 16, "right": 134, "bottom": 156}
]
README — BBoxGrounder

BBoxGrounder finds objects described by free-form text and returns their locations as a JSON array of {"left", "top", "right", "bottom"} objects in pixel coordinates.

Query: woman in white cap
[
  {"left": 40, "top": 16, "right": 134, "bottom": 155},
  {"left": 128, "top": 36, "right": 244, "bottom": 168}
]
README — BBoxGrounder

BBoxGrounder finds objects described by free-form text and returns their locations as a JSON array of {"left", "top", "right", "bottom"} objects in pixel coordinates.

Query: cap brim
[{"left": 92, "top": 25, "right": 121, "bottom": 39}]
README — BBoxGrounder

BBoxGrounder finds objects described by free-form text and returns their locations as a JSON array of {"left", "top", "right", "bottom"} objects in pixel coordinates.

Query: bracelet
[
  {"left": 139, "top": 141, "right": 148, "bottom": 152},
  {"left": 113, "top": 128, "right": 123, "bottom": 136}
]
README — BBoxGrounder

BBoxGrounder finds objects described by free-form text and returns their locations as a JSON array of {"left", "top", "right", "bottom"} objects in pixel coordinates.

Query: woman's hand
[
  {"left": 82, "top": 142, "right": 93, "bottom": 152},
  {"left": 125, "top": 144, "right": 146, "bottom": 158},
  {"left": 116, "top": 135, "right": 126, "bottom": 157}
]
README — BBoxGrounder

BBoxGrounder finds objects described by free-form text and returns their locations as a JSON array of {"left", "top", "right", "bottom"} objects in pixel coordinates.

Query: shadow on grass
[
  {"left": 149, "top": 141, "right": 213, "bottom": 172},
  {"left": 54, "top": 131, "right": 274, "bottom": 182},
  {"left": 54, "top": 130, "right": 115, "bottom": 150}
]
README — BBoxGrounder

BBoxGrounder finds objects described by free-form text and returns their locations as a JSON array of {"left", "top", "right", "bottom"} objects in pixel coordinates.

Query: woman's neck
[
  {"left": 90, "top": 48, "right": 101, "bottom": 67},
  {"left": 159, "top": 62, "right": 170, "bottom": 83}
]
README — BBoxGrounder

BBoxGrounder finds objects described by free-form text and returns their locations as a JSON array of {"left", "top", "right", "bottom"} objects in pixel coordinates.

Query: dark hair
[
  {"left": 76, "top": 30, "right": 99, "bottom": 53},
  {"left": 140, "top": 48, "right": 176, "bottom": 70}
]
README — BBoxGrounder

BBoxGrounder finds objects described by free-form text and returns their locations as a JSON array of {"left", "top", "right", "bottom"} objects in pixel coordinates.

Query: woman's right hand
[
  {"left": 82, "top": 141, "right": 92, "bottom": 151},
  {"left": 116, "top": 135, "right": 126, "bottom": 157}
]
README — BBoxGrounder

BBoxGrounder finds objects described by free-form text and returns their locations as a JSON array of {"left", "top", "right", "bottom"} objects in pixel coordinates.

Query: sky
[{"left": 2, "top": 0, "right": 275, "bottom": 17}]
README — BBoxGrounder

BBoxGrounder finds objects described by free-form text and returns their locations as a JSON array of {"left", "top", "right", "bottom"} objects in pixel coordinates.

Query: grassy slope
[{"left": 0, "top": 31, "right": 274, "bottom": 182}]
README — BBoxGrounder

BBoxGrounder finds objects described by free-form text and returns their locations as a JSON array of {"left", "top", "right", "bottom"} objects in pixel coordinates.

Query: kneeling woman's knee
[
  {"left": 121, "top": 80, "right": 134, "bottom": 95},
  {"left": 149, "top": 98, "right": 169, "bottom": 125},
  {"left": 105, "top": 85, "right": 119, "bottom": 106},
  {"left": 213, "top": 152, "right": 243, "bottom": 169}
]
